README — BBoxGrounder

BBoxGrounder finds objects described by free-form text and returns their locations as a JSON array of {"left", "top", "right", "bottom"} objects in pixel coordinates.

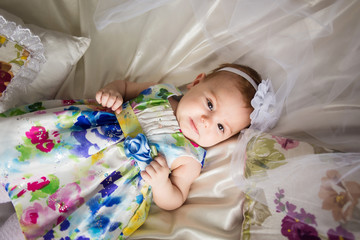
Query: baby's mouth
[{"left": 190, "top": 118, "right": 199, "bottom": 135}]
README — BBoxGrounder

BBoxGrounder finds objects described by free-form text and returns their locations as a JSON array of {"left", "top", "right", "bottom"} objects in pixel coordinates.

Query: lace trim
[{"left": 0, "top": 15, "right": 46, "bottom": 110}]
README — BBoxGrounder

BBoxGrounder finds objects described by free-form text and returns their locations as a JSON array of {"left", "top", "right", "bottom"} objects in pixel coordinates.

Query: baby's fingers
[
  {"left": 111, "top": 99, "right": 123, "bottom": 114},
  {"left": 96, "top": 91, "right": 110, "bottom": 107},
  {"left": 140, "top": 171, "right": 150, "bottom": 182},
  {"left": 95, "top": 89, "right": 123, "bottom": 113},
  {"left": 95, "top": 91, "right": 104, "bottom": 105}
]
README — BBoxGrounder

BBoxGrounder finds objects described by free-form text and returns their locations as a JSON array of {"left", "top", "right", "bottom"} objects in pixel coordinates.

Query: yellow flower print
[
  {"left": 21, "top": 49, "right": 30, "bottom": 60},
  {"left": 0, "top": 35, "right": 8, "bottom": 46},
  {"left": 122, "top": 184, "right": 151, "bottom": 236},
  {"left": 9, "top": 44, "right": 30, "bottom": 67}
]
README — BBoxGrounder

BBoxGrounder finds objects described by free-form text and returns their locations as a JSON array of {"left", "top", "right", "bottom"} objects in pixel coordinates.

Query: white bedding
[{"left": 0, "top": 0, "right": 359, "bottom": 239}]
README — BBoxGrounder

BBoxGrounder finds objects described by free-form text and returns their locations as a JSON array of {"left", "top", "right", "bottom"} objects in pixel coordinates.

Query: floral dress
[{"left": 0, "top": 84, "right": 206, "bottom": 240}]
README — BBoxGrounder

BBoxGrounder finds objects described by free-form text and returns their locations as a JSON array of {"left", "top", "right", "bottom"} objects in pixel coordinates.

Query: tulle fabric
[
  {"left": 93, "top": 0, "right": 360, "bottom": 151},
  {"left": 93, "top": 0, "right": 360, "bottom": 236}
]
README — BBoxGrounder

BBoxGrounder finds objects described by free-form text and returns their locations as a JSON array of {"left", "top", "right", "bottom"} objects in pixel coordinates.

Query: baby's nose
[{"left": 200, "top": 115, "right": 210, "bottom": 128}]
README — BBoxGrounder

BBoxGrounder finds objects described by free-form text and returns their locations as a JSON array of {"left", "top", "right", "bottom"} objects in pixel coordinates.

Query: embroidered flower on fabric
[
  {"left": 124, "top": 133, "right": 153, "bottom": 164},
  {"left": 272, "top": 135, "right": 299, "bottom": 150},
  {"left": 327, "top": 225, "right": 355, "bottom": 240},
  {"left": 274, "top": 189, "right": 320, "bottom": 240},
  {"left": 281, "top": 215, "right": 320, "bottom": 240},
  {"left": 318, "top": 169, "right": 360, "bottom": 222}
]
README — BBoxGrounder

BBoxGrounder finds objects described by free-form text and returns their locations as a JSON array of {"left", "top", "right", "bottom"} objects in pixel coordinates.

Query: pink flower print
[
  {"left": 20, "top": 202, "right": 58, "bottom": 239},
  {"left": 272, "top": 136, "right": 299, "bottom": 150},
  {"left": 27, "top": 176, "right": 50, "bottom": 192},
  {"left": 34, "top": 110, "right": 47, "bottom": 115},
  {"left": 25, "top": 126, "right": 55, "bottom": 153},
  {"left": 62, "top": 100, "right": 76, "bottom": 106},
  {"left": 17, "top": 189, "right": 26, "bottom": 198},
  {"left": 48, "top": 183, "right": 84, "bottom": 213},
  {"left": 22, "top": 204, "right": 40, "bottom": 225}
]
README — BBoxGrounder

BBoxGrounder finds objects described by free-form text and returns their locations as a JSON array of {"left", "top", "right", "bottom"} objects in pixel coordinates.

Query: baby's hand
[
  {"left": 141, "top": 154, "right": 170, "bottom": 187},
  {"left": 96, "top": 88, "right": 123, "bottom": 114}
]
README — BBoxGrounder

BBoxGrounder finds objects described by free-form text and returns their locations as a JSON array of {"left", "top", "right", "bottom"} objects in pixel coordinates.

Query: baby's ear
[
  {"left": 186, "top": 82, "right": 193, "bottom": 90},
  {"left": 187, "top": 73, "right": 206, "bottom": 89}
]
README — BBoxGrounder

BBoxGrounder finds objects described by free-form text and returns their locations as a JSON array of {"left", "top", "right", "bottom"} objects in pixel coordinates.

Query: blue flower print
[
  {"left": 70, "top": 111, "right": 122, "bottom": 158},
  {"left": 43, "top": 229, "right": 55, "bottom": 240},
  {"left": 93, "top": 124, "right": 123, "bottom": 142},
  {"left": 140, "top": 87, "right": 152, "bottom": 96},
  {"left": 60, "top": 219, "right": 70, "bottom": 231},
  {"left": 99, "top": 171, "right": 122, "bottom": 197},
  {"left": 124, "top": 134, "right": 152, "bottom": 164},
  {"left": 87, "top": 215, "right": 110, "bottom": 237}
]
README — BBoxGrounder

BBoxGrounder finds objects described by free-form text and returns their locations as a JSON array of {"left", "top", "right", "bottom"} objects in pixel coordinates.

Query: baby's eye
[
  {"left": 207, "top": 99, "right": 213, "bottom": 111},
  {"left": 217, "top": 123, "right": 224, "bottom": 132}
]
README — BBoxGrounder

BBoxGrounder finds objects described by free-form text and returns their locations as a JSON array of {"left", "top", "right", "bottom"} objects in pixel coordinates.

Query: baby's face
[{"left": 175, "top": 74, "right": 252, "bottom": 147}]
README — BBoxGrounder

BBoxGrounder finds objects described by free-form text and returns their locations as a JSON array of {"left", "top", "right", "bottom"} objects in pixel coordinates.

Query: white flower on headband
[{"left": 250, "top": 79, "right": 278, "bottom": 132}]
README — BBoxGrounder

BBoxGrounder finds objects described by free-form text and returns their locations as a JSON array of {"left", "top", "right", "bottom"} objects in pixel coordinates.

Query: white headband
[{"left": 217, "top": 67, "right": 258, "bottom": 90}]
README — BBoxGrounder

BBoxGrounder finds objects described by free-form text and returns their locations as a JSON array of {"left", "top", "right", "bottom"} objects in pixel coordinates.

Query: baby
[
  {"left": 0, "top": 63, "right": 261, "bottom": 239},
  {"left": 96, "top": 63, "right": 262, "bottom": 211}
]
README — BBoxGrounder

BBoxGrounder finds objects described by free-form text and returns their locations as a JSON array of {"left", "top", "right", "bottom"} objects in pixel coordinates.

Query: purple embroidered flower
[
  {"left": 272, "top": 136, "right": 299, "bottom": 150},
  {"left": 281, "top": 215, "right": 320, "bottom": 240},
  {"left": 124, "top": 134, "right": 152, "bottom": 164},
  {"left": 327, "top": 225, "right": 355, "bottom": 240},
  {"left": 274, "top": 189, "right": 286, "bottom": 212}
]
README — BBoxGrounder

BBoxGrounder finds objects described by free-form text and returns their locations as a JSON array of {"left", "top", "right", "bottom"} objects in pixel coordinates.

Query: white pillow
[{"left": 0, "top": 9, "right": 90, "bottom": 112}]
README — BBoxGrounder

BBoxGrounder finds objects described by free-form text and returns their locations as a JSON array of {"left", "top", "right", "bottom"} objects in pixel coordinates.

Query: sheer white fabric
[
  {"left": 94, "top": 2, "right": 360, "bottom": 233},
  {"left": 94, "top": 0, "right": 360, "bottom": 152},
  {"left": 93, "top": 0, "right": 175, "bottom": 30}
]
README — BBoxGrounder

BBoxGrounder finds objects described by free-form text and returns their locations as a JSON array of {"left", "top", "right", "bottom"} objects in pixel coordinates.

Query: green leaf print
[
  {"left": 146, "top": 99, "right": 165, "bottom": 108},
  {"left": 9, "top": 59, "right": 24, "bottom": 66},
  {"left": 171, "top": 132, "right": 186, "bottom": 147},
  {"left": 14, "top": 44, "right": 24, "bottom": 51},
  {"left": 245, "top": 135, "right": 286, "bottom": 178},
  {"left": 134, "top": 99, "right": 166, "bottom": 111},
  {"left": 16, "top": 138, "right": 34, "bottom": 162},
  {"left": 0, "top": 102, "right": 44, "bottom": 118},
  {"left": 30, "top": 191, "right": 48, "bottom": 202},
  {"left": 157, "top": 88, "right": 171, "bottom": 99},
  {"left": 40, "top": 174, "right": 60, "bottom": 194},
  {"left": 133, "top": 94, "right": 144, "bottom": 104},
  {"left": 0, "top": 108, "right": 26, "bottom": 117},
  {"left": 30, "top": 175, "right": 60, "bottom": 202},
  {"left": 241, "top": 193, "right": 271, "bottom": 240},
  {"left": 27, "top": 102, "right": 46, "bottom": 112}
]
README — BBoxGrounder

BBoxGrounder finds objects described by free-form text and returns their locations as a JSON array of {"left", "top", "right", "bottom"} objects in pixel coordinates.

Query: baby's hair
[{"left": 206, "top": 63, "right": 262, "bottom": 108}]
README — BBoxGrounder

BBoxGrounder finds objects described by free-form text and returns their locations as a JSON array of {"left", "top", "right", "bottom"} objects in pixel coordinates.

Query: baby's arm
[
  {"left": 96, "top": 80, "right": 155, "bottom": 114},
  {"left": 141, "top": 155, "right": 201, "bottom": 210}
]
